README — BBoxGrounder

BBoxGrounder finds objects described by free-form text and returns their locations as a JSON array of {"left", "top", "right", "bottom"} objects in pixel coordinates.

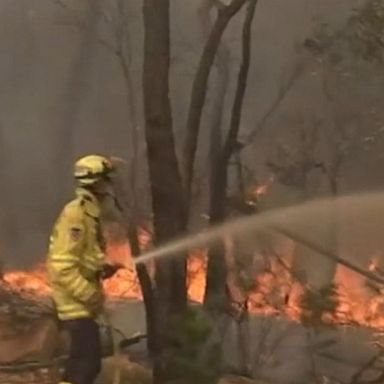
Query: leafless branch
[
  {"left": 244, "top": 61, "right": 304, "bottom": 145},
  {"left": 198, "top": 0, "right": 230, "bottom": 208},
  {"left": 182, "top": 0, "right": 248, "bottom": 207},
  {"left": 222, "top": 0, "right": 259, "bottom": 161},
  {"left": 245, "top": 4, "right": 375, "bottom": 147},
  {"left": 266, "top": 117, "right": 324, "bottom": 190}
]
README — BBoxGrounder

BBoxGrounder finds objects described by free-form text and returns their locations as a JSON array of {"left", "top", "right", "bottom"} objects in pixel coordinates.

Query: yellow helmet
[{"left": 74, "top": 155, "right": 114, "bottom": 186}]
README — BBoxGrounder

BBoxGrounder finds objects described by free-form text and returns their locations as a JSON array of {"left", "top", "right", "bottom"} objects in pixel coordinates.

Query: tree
[
  {"left": 263, "top": 119, "right": 339, "bottom": 291},
  {"left": 289, "top": 0, "right": 384, "bottom": 291},
  {"left": 204, "top": 0, "right": 259, "bottom": 311},
  {"left": 53, "top": 0, "right": 260, "bottom": 381},
  {"left": 182, "top": 0, "right": 250, "bottom": 208},
  {"left": 251, "top": 0, "right": 384, "bottom": 297},
  {"left": 142, "top": 0, "right": 262, "bottom": 381},
  {"left": 305, "top": 0, "right": 384, "bottom": 194},
  {"left": 142, "top": 1, "right": 188, "bottom": 382}
]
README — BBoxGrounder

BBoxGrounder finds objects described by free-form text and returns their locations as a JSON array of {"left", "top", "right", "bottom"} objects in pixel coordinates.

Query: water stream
[{"left": 132, "top": 191, "right": 384, "bottom": 285}]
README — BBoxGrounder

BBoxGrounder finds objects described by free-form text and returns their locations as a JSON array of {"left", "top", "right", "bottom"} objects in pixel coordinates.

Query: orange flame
[
  {"left": 3, "top": 240, "right": 384, "bottom": 330},
  {"left": 254, "top": 176, "right": 275, "bottom": 197}
]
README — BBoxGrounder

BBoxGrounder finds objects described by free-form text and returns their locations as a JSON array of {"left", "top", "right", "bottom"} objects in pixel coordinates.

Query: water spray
[
  {"left": 127, "top": 192, "right": 384, "bottom": 287},
  {"left": 130, "top": 222, "right": 384, "bottom": 286},
  {"left": 271, "top": 225, "right": 384, "bottom": 286}
]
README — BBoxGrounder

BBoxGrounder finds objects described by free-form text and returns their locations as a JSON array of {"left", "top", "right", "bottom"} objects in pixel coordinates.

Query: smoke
[{"left": 0, "top": 0, "right": 378, "bottom": 269}]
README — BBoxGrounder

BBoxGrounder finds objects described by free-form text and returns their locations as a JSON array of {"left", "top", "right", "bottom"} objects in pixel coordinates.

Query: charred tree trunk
[
  {"left": 205, "top": 148, "right": 230, "bottom": 311},
  {"left": 205, "top": 0, "right": 258, "bottom": 310},
  {"left": 143, "top": 0, "right": 187, "bottom": 382},
  {"left": 198, "top": 0, "right": 230, "bottom": 312}
]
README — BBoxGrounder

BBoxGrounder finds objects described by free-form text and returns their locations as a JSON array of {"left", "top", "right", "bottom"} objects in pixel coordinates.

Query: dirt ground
[{"left": 0, "top": 296, "right": 382, "bottom": 384}]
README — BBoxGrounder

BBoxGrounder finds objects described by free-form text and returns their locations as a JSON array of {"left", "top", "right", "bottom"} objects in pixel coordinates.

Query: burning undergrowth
[{"left": 3, "top": 235, "right": 384, "bottom": 331}]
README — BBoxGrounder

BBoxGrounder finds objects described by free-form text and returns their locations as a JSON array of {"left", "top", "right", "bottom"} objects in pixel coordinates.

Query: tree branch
[
  {"left": 245, "top": 4, "right": 367, "bottom": 146},
  {"left": 182, "top": 0, "right": 248, "bottom": 208},
  {"left": 197, "top": 0, "right": 231, "bottom": 210},
  {"left": 245, "top": 62, "right": 303, "bottom": 144},
  {"left": 204, "top": 0, "right": 259, "bottom": 312},
  {"left": 222, "top": 0, "right": 258, "bottom": 162}
]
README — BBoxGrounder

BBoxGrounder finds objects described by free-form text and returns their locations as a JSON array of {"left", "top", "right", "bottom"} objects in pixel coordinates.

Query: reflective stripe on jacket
[{"left": 47, "top": 188, "right": 105, "bottom": 320}]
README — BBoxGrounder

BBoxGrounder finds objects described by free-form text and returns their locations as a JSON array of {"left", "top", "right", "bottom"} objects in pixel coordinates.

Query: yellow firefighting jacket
[{"left": 47, "top": 188, "right": 105, "bottom": 320}]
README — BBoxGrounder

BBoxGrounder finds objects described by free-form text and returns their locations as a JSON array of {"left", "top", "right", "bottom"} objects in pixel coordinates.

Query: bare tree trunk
[
  {"left": 143, "top": 0, "right": 187, "bottom": 382},
  {"left": 197, "top": 0, "right": 230, "bottom": 313},
  {"left": 205, "top": 0, "right": 259, "bottom": 311},
  {"left": 198, "top": 0, "right": 231, "bottom": 165},
  {"left": 183, "top": 0, "right": 248, "bottom": 209}
]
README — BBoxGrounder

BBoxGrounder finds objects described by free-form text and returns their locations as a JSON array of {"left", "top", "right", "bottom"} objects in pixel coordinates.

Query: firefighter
[{"left": 47, "top": 154, "right": 121, "bottom": 384}]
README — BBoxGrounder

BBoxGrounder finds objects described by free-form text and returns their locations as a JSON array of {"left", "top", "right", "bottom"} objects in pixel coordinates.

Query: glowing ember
[
  {"left": 187, "top": 250, "right": 207, "bottom": 303},
  {"left": 254, "top": 176, "right": 275, "bottom": 197}
]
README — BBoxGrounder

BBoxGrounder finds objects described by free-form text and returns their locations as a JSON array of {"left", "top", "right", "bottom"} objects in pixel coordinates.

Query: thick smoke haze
[{"left": 0, "top": 0, "right": 381, "bottom": 269}]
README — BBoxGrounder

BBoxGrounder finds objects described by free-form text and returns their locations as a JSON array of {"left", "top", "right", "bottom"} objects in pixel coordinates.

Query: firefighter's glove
[{"left": 99, "top": 263, "right": 123, "bottom": 280}]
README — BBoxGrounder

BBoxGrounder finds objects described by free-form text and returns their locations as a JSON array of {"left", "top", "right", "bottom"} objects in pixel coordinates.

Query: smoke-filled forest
[{"left": 3, "top": 1, "right": 384, "bottom": 384}]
